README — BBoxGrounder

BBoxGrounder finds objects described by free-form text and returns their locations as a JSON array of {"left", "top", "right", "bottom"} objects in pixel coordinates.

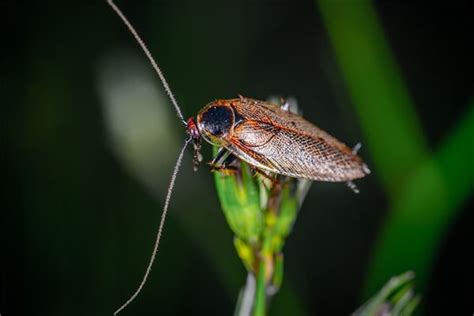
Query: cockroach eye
[{"left": 199, "top": 106, "right": 233, "bottom": 136}]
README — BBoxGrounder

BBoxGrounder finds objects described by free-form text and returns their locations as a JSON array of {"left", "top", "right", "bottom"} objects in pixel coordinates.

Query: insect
[
  {"left": 188, "top": 97, "right": 370, "bottom": 183},
  {"left": 107, "top": 1, "right": 370, "bottom": 314}
]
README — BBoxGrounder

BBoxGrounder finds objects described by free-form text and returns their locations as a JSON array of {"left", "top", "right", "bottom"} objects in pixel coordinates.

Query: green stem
[{"left": 254, "top": 259, "right": 267, "bottom": 316}]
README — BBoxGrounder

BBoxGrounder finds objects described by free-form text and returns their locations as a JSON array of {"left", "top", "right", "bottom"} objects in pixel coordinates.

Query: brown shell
[{"left": 198, "top": 97, "right": 369, "bottom": 182}]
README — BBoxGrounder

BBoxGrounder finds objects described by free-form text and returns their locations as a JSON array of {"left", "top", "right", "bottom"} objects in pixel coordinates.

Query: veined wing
[
  {"left": 231, "top": 98, "right": 355, "bottom": 155},
  {"left": 226, "top": 100, "right": 368, "bottom": 181}
]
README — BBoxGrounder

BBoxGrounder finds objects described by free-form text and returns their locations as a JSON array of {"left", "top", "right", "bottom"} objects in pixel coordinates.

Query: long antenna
[
  {"left": 107, "top": 0, "right": 187, "bottom": 126},
  {"left": 114, "top": 137, "right": 192, "bottom": 315}
]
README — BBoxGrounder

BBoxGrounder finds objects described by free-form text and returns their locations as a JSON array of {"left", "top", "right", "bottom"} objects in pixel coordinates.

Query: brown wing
[{"left": 224, "top": 98, "right": 368, "bottom": 182}]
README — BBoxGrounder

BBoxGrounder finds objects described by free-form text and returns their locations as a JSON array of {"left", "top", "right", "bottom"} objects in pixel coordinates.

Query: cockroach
[
  {"left": 190, "top": 97, "right": 370, "bottom": 182},
  {"left": 107, "top": 1, "right": 370, "bottom": 314}
]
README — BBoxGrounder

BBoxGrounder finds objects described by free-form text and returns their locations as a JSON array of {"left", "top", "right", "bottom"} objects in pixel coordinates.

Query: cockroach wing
[{"left": 226, "top": 99, "right": 369, "bottom": 182}]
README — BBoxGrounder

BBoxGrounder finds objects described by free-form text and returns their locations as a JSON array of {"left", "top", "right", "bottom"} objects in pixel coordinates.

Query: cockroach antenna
[
  {"left": 107, "top": 1, "right": 191, "bottom": 314},
  {"left": 114, "top": 138, "right": 190, "bottom": 316},
  {"left": 107, "top": 0, "right": 187, "bottom": 126}
]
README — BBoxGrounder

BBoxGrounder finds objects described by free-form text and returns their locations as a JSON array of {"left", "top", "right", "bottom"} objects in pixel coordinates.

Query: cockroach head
[
  {"left": 186, "top": 117, "right": 201, "bottom": 141},
  {"left": 186, "top": 117, "right": 203, "bottom": 171}
]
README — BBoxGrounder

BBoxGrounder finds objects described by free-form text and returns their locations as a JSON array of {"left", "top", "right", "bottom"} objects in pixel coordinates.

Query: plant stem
[{"left": 254, "top": 259, "right": 267, "bottom": 316}]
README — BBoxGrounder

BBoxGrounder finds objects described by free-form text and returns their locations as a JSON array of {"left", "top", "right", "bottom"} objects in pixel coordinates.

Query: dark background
[{"left": 2, "top": 1, "right": 472, "bottom": 315}]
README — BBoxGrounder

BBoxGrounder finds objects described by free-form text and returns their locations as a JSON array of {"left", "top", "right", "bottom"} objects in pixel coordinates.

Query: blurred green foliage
[
  {"left": 318, "top": 0, "right": 473, "bottom": 302},
  {"left": 355, "top": 271, "right": 420, "bottom": 316}
]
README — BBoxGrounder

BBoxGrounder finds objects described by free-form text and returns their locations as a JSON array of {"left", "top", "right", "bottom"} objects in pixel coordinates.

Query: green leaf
[
  {"left": 318, "top": 0, "right": 429, "bottom": 197},
  {"left": 213, "top": 146, "right": 264, "bottom": 244},
  {"left": 354, "top": 271, "right": 419, "bottom": 316}
]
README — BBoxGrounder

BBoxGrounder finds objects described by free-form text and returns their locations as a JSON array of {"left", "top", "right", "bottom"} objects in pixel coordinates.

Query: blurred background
[{"left": 2, "top": 0, "right": 472, "bottom": 315}]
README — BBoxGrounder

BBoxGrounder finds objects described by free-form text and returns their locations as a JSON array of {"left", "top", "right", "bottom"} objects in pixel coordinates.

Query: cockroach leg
[
  {"left": 362, "top": 164, "right": 371, "bottom": 175},
  {"left": 280, "top": 96, "right": 289, "bottom": 111},
  {"left": 267, "top": 176, "right": 291, "bottom": 213},
  {"left": 352, "top": 142, "right": 362, "bottom": 155},
  {"left": 210, "top": 165, "right": 239, "bottom": 176},
  {"left": 209, "top": 161, "right": 239, "bottom": 175},
  {"left": 250, "top": 166, "right": 274, "bottom": 181},
  {"left": 279, "top": 96, "right": 300, "bottom": 115},
  {"left": 346, "top": 181, "right": 360, "bottom": 194},
  {"left": 211, "top": 147, "right": 230, "bottom": 165},
  {"left": 249, "top": 166, "right": 280, "bottom": 191},
  {"left": 350, "top": 144, "right": 371, "bottom": 175},
  {"left": 209, "top": 148, "right": 239, "bottom": 174},
  {"left": 222, "top": 153, "right": 238, "bottom": 167},
  {"left": 210, "top": 147, "right": 238, "bottom": 168}
]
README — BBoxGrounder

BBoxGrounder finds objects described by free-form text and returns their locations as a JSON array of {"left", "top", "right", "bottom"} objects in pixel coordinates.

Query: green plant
[
  {"left": 318, "top": 0, "right": 473, "bottom": 300},
  {"left": 213, "top": 149, "right": 421, "bottom": 316},
  {"left": 213, "top": 145, "right": 312, "bottom": 316},
  {"left": 354, "top": 271, "right": 420, "bottom": 316}
]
